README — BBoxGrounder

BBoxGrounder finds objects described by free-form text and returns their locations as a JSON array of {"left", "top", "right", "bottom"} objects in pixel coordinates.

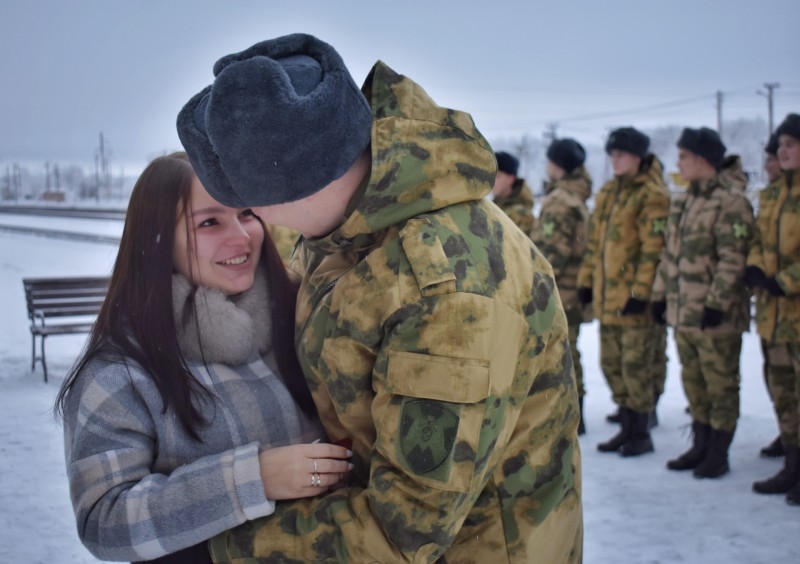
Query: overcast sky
[{"left": 1, "top": 0, "right": 798, "bottom": 172}]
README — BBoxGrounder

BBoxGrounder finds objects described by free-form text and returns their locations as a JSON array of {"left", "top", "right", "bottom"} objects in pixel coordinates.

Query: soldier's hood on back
[
  {"left": 330, "top": 61, "right": 496, "bottom": 241},
  {"left": 718, "top": 154, "right": 748, "bottom": 193},
  {"left": 552, "top": 166, "right": 592, "bottom": 202},
  {"left": 635, "top": 154, "right": 666, "bottom": 188}
]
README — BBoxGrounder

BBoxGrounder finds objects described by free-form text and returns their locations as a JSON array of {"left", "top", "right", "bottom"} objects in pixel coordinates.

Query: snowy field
[{"left": 0, "top": 223, "right": 798, "bottom": 563}]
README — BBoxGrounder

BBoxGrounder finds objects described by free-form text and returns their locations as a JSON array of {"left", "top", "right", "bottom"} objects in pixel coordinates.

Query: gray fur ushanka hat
[{"left": 177, "top": 33, "right": 372, "bottom": 207}]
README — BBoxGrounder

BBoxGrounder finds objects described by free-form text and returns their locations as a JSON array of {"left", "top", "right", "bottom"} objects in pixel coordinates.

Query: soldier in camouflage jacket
[
  {"left": 577, "top": 127, "right": 669, "bottom": 457},
  {"left": 652, "top": 127, "right": 753, "bottom": 479},
  {"left": 178, "top": 34, "right": 583, "bottom": 562},
  {"left": 746, "top": 113, "right": 800, "bottom": 503},
  {"left": 491, "top": 151, "right": 536, "bottom": 237},
  {"left": 537, "top": 138, "right": 592, "bottom": 433}
]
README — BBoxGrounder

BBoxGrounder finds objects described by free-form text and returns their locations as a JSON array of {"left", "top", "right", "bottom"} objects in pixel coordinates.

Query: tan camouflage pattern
[
  {"left": 535, "top": 166, "right": 592, "bottom": 324},
  {"left": 209, "top": 61, "right": 582, "bottom": 563},
  {"left": 265, "top": 223, "right": 300, "bottom": 264},
  {"left": 568, "top": 323, "right": 584, "bottom": 397},
  {"left": 599, "top": 324, "right": 657, "bottom": 412},
  {"left": 718, "top": 154, "right": 748, "bottom": 195},
  {"left": 577, "top": 155, "right": 670, "bottom": 325},
  {"left": 675, "top": 331, "right": 742, "bottom": 432},
  {"left": 747, "top": 169, "right": 800, "bottom": 343},
  {"left": 763, "top": 340, "right": 800, "bottom": 446},
  {"left": 652, "top": 323, "right": 668, "bottom": 396},
  {"left": 651, "top": 175, "right": 753, "bottom": 334},
  {"left": 493, "top": 178, "right": 535, "bottom": 237}
]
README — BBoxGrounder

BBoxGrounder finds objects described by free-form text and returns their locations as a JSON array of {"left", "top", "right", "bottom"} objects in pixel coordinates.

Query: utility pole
[
  {"left": 543, "top": 122, "right": 558, "bottom": 143},
  {"left": 758, "top": 82, "right": 780, "bottom": 133},
  {"left": 715, "top": 90, "right": 724, "bottom": 136}
]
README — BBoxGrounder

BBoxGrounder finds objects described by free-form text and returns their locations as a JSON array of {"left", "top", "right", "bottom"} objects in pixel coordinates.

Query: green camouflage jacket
[
  {"left": 209, "top": 62, "right": 582, "bottom": 563},
  {"left": 718, "top": 154, "right": 748, "bottom": 195},
  {"left": 747, "top": 168, "right": 800, "bottom": 343},
  {"left": 577, "top": 155, "right": 670, "bottom": 325},
  {"left": 265, "top": 223, "right": 300, "bottom": 265},
  {"left": 493, "top": 178, "right": 535, "bottom": 237},
  {"left": 535, "top": 166, "right": 592, "bottom": 324},
  {"left": 652, "top": 175, "right": 753, "bottom": 333}
]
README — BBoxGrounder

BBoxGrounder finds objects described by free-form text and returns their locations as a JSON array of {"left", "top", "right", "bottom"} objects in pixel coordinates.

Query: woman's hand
[{"left": 258, "top": 442, "right": 352, "bottom": 500}]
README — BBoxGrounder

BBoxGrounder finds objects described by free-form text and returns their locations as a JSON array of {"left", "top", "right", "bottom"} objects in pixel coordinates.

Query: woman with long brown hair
[{"left": 55, "top": 152, "right": 350, "bottom": 562}]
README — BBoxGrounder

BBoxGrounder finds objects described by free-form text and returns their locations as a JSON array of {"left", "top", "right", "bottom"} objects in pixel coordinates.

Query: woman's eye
[
  {"left": 198, "top": 218, "right": 217, "bottom": 227},
  {"left": 241, "top": 209, "right": 255, "bottom": 218}
]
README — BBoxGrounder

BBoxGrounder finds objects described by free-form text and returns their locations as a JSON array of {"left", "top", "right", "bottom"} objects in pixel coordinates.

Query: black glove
[
  {"left": 620, "top": 297, "right": 647, "bottom": 316},
  {"left": 578, "top": 287, "right": 593, "bottom": 305},
  {"left": 700, "top": 306, "right": 724, "bottom": 329},
  {"left": 743, "top": 266, "right": 766, "bottom": 289},
  {"left": 763, "top": 276, "right": 786, "bottom": 297},
  {"left": 651, "top": 301, "right": 667, "bottom": 325}
]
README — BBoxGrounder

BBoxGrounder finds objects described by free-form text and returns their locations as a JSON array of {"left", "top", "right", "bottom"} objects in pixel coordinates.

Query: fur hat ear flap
[{"left": 177, "top": 33, "right": 372, "bottom": 207}]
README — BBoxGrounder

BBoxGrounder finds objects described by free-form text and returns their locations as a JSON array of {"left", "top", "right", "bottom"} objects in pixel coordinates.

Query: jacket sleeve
[
  {"left": 776, "top": 262, "right": 800, "bottom": 295},
  {"left": 538, "top": 197, "right": 577, "bottom": 277},
  {"left": 706, "top": 193, "right": 754, "bottom": 310},
  {"left": 632, "top": 187, "right": 669, "bottom": 301},
  {"left": 746, "top": 188, "right": 769, "bottom": 269},
  {"left": 63, "top": 363, "right": 274, "bottom": 561},
  {"left": 209, "top": 289, "right": 577, "bottom": 563},
  {"left": 577, "top": 196, "right": 601, "bottom": 289}
]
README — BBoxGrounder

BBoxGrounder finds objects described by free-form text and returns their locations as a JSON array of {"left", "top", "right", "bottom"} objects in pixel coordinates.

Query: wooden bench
[{"left": 23, "top": 276, "right": 110, "bottom": 382}]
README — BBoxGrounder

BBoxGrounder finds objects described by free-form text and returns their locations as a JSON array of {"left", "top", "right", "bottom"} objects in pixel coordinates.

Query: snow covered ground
[{"left": 0, "top": 222, "right": 797, "bottom": 563}]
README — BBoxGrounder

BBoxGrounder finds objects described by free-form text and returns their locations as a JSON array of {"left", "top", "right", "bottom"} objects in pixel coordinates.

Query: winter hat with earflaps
[
  {"left": 177, "top": 33, "right": 373, "bottom": 207},
  {"left": 547, "top": 138, "right": 586, "bottom": 174},
  {"left": 775, "top": 113, "right": 800, "bottom": 142},
  {"left": 677, "top": 127, "right": 726, "bottom": 170},
  {"left": 604, "top": 127, "right": 649, "bottom": 158}
]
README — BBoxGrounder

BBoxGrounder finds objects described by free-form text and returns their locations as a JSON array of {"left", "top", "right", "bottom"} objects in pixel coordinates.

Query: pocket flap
[{"left": 386, "top": 350, "right": 490, "bottom": 403}]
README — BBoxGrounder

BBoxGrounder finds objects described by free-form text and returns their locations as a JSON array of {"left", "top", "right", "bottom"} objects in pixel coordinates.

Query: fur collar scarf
[{"left": 172, "top": 265, "right": 272, "bottom": 366}]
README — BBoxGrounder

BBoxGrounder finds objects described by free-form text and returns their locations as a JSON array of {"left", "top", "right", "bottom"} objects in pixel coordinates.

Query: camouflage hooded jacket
[
  {"left": 535, "top": 166, "right": 592, "bottom": 324},
  {"left": 576, "top": 155, "right": 670, "bottom": 325},
  {"left": 747, "top": 168, "right": 800, "bottom": 343},
  {"left": 210, "top": 62, "right": 582, "bottom": 563},
  {"left": 493, "top": 178, "right": 536, "bottom": 237},
  {"left": 651, "top": 175, "right": 753, "bottom": 333}
]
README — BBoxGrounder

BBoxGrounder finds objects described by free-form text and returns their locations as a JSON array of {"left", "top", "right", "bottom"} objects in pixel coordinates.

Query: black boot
[
  {"left": 606, "top": 408, "right": 621, "bottom": 424},
  {"left": 667, "top": 421, "right": 711, "bottom": 471},
  {"left": 693, "top": 428, "right": 734, "bottom": 479},
  {"left": 577, "top": 396, "right": 586, "bottom": 436},
  {"left": 760, "top": 435, "right": 785, "bottom": 458},
  {"left": 619, "top": 410, "right": 654, "bottom": 457},
  {"left": 598, "top": 407, "right": 630, "bottom": 452},
  {"left": 753, "top": 445, "right": 800, "bottom": 494}
]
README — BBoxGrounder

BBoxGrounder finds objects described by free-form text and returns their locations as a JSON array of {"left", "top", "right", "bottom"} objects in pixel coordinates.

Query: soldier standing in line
[
  {"left": 536, "top": 138, "right": 592, "bottom": 435},
  {"left": 752, "top": 134, "right": 788, "bottom": 459},
  {"left": 490, "top": 151, "right": 536, "bottom": 237},
  {"left": 651, "top": 127, "right": 753, "bottom": 479},
  {"left": 178, "top": 33, "right": 583, "bottom": 561},
  {"left": 577, "top": 127, "right": 669, "bottom": 457},
  {"left": 747, "top": 113, "right": 800, "bottom": 505}
]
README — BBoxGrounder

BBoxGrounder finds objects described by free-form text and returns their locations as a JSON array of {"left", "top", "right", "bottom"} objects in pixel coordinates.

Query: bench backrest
[{"left": 23, "top": 276, "right": 110, "bottom": 321}]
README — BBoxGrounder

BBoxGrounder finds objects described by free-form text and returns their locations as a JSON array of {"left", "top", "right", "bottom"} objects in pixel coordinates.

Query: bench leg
[
  {"left": 31, "top": 334, "right": 36, "bottom": 372},
  {"left": 41, "top": 335, "right": 48, "bottom": 384}
]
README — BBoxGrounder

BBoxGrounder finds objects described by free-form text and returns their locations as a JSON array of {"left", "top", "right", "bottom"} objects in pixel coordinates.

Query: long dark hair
[{"left": 55, "top": 152, "right": 314, "bottom": 438}]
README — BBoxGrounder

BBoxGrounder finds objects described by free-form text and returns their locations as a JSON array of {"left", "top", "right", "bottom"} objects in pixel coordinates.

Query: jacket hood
[
  {"left": 635, "top": 154, "right": 666, "bottom": 188},
  {"left": 718, "top": 154, "right": 748, "bottom": 193},
  {"left": 497, "top": 178, "right": 534, "bottom": 207},
  {"left": 551, "top": 166, "right": 592, "bottom": 202},
  {"left": 327, "top": 61, "right": 496, "bottom": 243}
]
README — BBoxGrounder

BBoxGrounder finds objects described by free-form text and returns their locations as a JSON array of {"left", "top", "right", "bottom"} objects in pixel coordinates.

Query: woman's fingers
[
  {"left": 304, "top": 442, "right": 352, "bottom": 459},
  {"left": 308, "top": 457, "right": 352, "bottom": 475}
]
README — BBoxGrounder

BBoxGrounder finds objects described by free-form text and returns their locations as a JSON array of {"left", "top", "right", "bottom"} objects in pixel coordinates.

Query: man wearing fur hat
[
  {"left": 537, "top": 138, "right": 592, "bottom": 434},
  {"left": 747, "top": 113, "right": 800, "bottom": 504},
  {"left": 651, "top": 127, "right": 753, "bottom": 479},
  {"left": 577, "top": 126, "right": 669, "bottom": 457},
  {"left": 490, "top": 150, "right": 536, "bottom": 237},
  {"left": 178, "top": 33, "right": 582, "bottom": 561},
  {"left": 752, "top": 133, "right": 790, "bottom": 460}
]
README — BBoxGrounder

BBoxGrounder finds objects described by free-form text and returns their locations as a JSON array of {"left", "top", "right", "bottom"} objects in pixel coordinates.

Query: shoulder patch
[
  {"left": 652, "top": 217, "right": 667, "bottom": 235},
  {"left": 733, "top": 222, "right": 749, "bottom": 239},
  {"left": 400, "top": 218, "right": 456, "bottom": 297}
]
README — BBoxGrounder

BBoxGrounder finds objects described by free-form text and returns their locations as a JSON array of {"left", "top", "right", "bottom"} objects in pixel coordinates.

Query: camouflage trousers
[
  {"left": 569, "top": 323, "right": 584, "bottom": 397},
  {"left": 675, "top": 330, "right": 742, "bottom": 433},
  {"left": 761, "top": 339, "right": 800, "bottom": 446},
  {"left": 599, "top": 324, "right": 656, "bottom": 413},
  {"left": 652, "top": 324, "right": 668, "bottom": 397}
]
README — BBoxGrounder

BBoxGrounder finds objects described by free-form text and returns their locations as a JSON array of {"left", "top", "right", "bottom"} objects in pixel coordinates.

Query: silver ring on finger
[
  {"left": 313, "top": 458, "right": 318, "bottom": 473},
  {"left": 312, "top": 472, "right": 321, "bottom": 487}
]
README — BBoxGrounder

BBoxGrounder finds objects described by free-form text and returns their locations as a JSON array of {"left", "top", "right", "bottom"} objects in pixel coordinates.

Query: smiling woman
[{"left": 53, "top": 152, "right": 351, "bottom": 563}]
